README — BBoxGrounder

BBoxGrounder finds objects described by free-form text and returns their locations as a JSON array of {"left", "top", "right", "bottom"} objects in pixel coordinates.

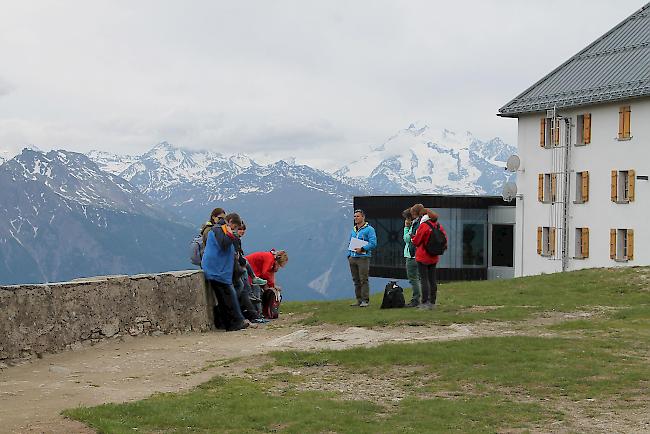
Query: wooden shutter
[
  {"left": 610, "top": 229, "right": 617, "bottom": 259},
  {"left": 627, "top": 229, "right": 634, "bottom": 260},
  {"left": 628, "top": 170, "right": 635, "bottom": 201},
  {"left": 538, "top": 174, "right": 544, "bottom": 202},
  {"left": 537, "top": 227, "right": 542, "bottom": 255},
  {"left": 553, "top": 120, "right": 560, "bottom": 146},
  {"left": 611, "top": 170, "right": 618, "bottom": 202},
  {"left": 540, "top": 118, "right": 546, "bottom": 147},
  {"left": 549, "top": 228, "right": 556, "bottom": 256},
  {"left": 619, "top": 106, "right": 631, "bottom": 139},
  {"left": 581, "top": 228, "right": 589, "bottom": 258},
  {"left": 581, "top": 171, "right": 589, "bottom": 202},
  {"left": 551, "top": 174, "right": 557, "bottom": 202},
  {"left": 583, "top": 113, "right": 591, "bottom": 144}
]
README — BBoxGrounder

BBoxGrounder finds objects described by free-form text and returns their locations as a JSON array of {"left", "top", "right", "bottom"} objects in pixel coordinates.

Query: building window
[
  {"left": 574, "top": 227, "right": 589, "bottom": 259},
  {"left": 611, "top": 170, "right": 636, "bottom": 203},
  {"left": 575, "top": 171, "right": 589, "bottom": 203},
  {"left": 618, "top": 106, "right": 631, "bottom": 140},
  {"left": 537, "top": 226, "right": 556, "bottom": 257},
  {"left": 610, "top": 228, "right": 634, "bottom": 261},
  {"left": 539, "top": 118, "right": 560, "bottom": 148},
  {"left": 576, "top": 113, "right": 591, "bottom": 145},
  {"left": 538, "top": 173, "right": 557, "bottom": 203}
]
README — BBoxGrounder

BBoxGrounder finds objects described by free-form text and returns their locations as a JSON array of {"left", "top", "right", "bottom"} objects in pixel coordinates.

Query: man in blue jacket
[
  {"left": 347, "top": 209, "right": 377, "bottom": 307},
  {"left": 202, "top": 212, "right": 248, "bottom": 331}
]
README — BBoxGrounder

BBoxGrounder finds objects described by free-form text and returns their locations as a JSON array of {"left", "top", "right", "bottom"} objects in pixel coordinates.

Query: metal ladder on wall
[{"left": 548, "top": 107, "right": 572, "bottom": 271}]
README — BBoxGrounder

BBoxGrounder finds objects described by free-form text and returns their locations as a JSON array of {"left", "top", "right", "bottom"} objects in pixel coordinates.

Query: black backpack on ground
[
  {"left": 424, "top": 221, "right": 447, "bottom": 256},
  {"left": 381, "top": 281, "right": 405, "bottom": 309}
]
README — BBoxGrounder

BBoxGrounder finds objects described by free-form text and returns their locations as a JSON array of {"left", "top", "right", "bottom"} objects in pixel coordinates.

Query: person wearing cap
[{"left": 347, "top": 209, "right": 377, "bottom": 307}]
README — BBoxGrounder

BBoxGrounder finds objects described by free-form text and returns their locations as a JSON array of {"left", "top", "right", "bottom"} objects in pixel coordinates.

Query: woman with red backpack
[
  {"left": 411, "top": 209, "right": 447, "bottom": 310},
  {"left": 245, "top": 249, "right": 288, "bottom": 319}
]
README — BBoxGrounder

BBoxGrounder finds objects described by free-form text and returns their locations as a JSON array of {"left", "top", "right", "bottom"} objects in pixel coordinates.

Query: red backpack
[{"left": 261, "top": 288, "right": 282, "bottom": 319}]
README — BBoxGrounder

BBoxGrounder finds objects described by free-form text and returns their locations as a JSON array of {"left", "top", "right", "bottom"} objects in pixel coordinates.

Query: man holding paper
[{"left": 347, "top": 209, "right": 377, "bottom": 307}]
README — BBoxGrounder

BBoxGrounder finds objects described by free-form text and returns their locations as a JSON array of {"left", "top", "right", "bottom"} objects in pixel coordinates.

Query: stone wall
[{"left": 0, "top": 270, "right": 214, "bottom": 364}]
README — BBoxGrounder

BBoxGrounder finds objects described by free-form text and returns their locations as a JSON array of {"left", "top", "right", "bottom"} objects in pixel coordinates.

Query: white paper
[{"left": 348, "top": 238, "right": 369, "bottom": 251}]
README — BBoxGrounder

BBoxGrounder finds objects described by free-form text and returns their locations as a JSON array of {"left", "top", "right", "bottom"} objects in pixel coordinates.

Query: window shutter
[
  {"left": 583, "top": 113, "right": 591, "bottom": 144},
  {"left": 623, "top": 106, "right": 631, "bottom": 138},
  {"left": 537, "top": 227, "right": 542, "bottom": 255},
  {"left": 538, "top": 174, "right": 544, "bottom": 202},
  {"left": 550, "top": 227, "right": 556, "bottom": 256},
  {"left": 610, "top": 229, "right": 616, "bottom": 259},
  {"left": 553, "top": 120, "right": 560, "bottom": 146},
  {"left": 611, "top": 170, "right": 618, "bottom": 202},
  {"left": 581, "top": 228, "right": 589, "bottom": 258},
  {"left": 619, "top": 107, "right": 625, "bottom": 139},
  {"left": 627, "top": 229, "right": 634, "bottom": 260},
  {"left": 540, "top": 118, "right": 546, "bottom": 147},
  {"left": 628, "top": 169, "right": 635, "bottom": 201},
  {"left": 551, "top": 174, "right": 557, "bottom": 202},
  {"left": 582, "top": 171, "right": 589, "bottom": 202}
]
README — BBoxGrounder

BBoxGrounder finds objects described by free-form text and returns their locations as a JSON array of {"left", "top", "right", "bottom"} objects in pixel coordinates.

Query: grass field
[{"left": 64, "top": 267, "right": 650, "bottom": 433}]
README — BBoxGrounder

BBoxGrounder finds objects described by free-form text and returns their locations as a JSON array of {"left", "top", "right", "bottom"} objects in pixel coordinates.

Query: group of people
[
  {"left": 347, "top": 204, "right": 447, "bottom": 310},
  {"left": 200, "top": 207, "right": 288, "bottom": 331}
]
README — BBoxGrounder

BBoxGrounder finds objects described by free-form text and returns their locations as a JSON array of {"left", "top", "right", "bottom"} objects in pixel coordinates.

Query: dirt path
[{"left": 0, "top": 310, "right": 642, "bottom": 433}]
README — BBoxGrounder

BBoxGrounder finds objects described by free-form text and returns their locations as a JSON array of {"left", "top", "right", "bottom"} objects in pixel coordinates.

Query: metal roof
[{"left": 498, "top": 2, "right": 650, "bottom": 117}]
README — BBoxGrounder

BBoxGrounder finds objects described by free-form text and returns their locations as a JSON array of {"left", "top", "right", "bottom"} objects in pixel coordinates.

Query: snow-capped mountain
[
  {"left": 0, "top": 149, "right": 14, "bottom": 166},
  {"left": 336, "top": 123, "right": 516, "bottom": 195},
  {"left": 0, "top": 149, "right": 193, "bottom": 285},
  {"left": 87, "top": 150, "right": 138, "bottom": 175}
]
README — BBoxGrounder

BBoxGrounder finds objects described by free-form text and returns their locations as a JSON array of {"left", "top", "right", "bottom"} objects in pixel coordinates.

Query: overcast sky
[{"left": 0, "top": 0, "right": 644, "bottom": 169}]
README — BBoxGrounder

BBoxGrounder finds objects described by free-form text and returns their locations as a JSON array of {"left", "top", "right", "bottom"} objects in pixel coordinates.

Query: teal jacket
[
  {"left": 347, "top": 223, "right": 377, "bottom": 258},
  {"left": 403, "top": 226, "right": 416, "bottom": 259}
]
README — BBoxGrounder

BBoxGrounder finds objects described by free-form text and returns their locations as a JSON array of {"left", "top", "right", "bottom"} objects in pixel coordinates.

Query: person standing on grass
[
  {"left": 347, "top": 209, "right": 377, "bottom": 307},
  {"left": 411, "top": 209, "right": 447, "bottom": 310},
  {"left": 402, "top": 208, "right": 421, "bottom": 307}
]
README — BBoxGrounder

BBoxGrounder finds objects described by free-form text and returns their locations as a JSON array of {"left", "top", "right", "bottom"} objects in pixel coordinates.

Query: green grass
[
  {"left": 283, "top": 267, "right": 650, "bottom": 327},
  {"left": 64, "top": 267, "right": 650, "bottom": 433}
]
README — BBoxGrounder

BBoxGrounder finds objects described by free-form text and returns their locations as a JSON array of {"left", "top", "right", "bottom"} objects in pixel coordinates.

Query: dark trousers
[
  {"left": 234, "top": 276, "right": 260, "bottom": 321},
  {"left": 208, "top": 279, "right": 245, "bottom": 330},
  {"left": 348, "top": 256, "right": 370, "bottom": 303},
  {"left": 417, "top": 262, "right": 438, "bottom": 305}
]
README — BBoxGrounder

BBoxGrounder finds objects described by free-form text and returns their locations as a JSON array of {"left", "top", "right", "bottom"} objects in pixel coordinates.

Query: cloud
[{"left": 0, "top": 0, "right": 642, "bottom": 166}]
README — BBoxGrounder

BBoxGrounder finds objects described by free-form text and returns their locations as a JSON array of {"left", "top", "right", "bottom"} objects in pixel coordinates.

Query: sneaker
[
  {"left": 227, "top": 320, "right": 250, "bottom": 331},
  {"left": 417, "top": 302, "right": 433, "bottom": 310},
  {"left": 406, "top": 300, "right": 420, "bottom": 308},
  {"left": 359, "top": 301, "right": 369, "bottom": 308},
  {"left": 252, "top": 277, "right": 267, "bottom": 286},
  {"left": 350, "top": 301, "right": 360, "bottom": 306},
  {"left": 253, "top": 318, "right": 270, "bottom": 324}
]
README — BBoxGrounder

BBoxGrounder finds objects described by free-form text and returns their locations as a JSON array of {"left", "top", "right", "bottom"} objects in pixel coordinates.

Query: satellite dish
[
  {"left": 502, "top": 182, "right": 518, "bottom": 202},
  {"left": 505, "top": 155, "right": 520, "bottom": 172}
]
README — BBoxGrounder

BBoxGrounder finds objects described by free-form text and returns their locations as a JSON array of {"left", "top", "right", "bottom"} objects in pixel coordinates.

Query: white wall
[{"left": 515, "top": 98, "right": 650, "bottom": 276}]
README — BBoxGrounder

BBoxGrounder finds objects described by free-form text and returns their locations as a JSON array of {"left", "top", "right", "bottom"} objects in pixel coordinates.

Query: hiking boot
[
  {"left": 359, "top": 301, "right": 369, "bottom": 308},
  {"left": 252, "top": 277, "right": 267, "bottom": 286},
  {"left": 406, "top": 300, "right": 420, "bottom": 308},
  {"left": 417, "top": 302, "right": 434, "bottom": 310}
]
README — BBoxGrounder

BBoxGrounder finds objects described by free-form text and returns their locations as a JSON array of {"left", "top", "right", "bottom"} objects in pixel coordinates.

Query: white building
[{"left": 499, "top": 3, "right": 650, "bottom": 277}]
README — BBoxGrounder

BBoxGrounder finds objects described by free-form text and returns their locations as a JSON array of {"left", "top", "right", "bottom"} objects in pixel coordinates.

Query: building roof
[{"left": 498, "top": 2, "right": 650, "bottom": 117}]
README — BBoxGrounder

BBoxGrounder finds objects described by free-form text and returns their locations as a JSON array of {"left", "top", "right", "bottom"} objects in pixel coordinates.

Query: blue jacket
[
  {"left": 347, "top": 223, "right": 377, "bottom": 258},
  {"left": 201, "top": 224, "right": 236, "bottom": 284}
]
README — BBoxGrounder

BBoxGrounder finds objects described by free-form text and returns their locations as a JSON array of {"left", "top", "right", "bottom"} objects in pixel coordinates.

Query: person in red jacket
[
  {"left": 245, "top": 249, "right": 288, "bottom": 289},
  {"left": 411, "top": 209, "right": 447, "bottom": 310}
]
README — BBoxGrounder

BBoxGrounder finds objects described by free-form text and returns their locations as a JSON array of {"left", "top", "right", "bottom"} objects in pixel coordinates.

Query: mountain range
[{"left": 0, "top": 124, "right": 516, "bottom": 299}]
